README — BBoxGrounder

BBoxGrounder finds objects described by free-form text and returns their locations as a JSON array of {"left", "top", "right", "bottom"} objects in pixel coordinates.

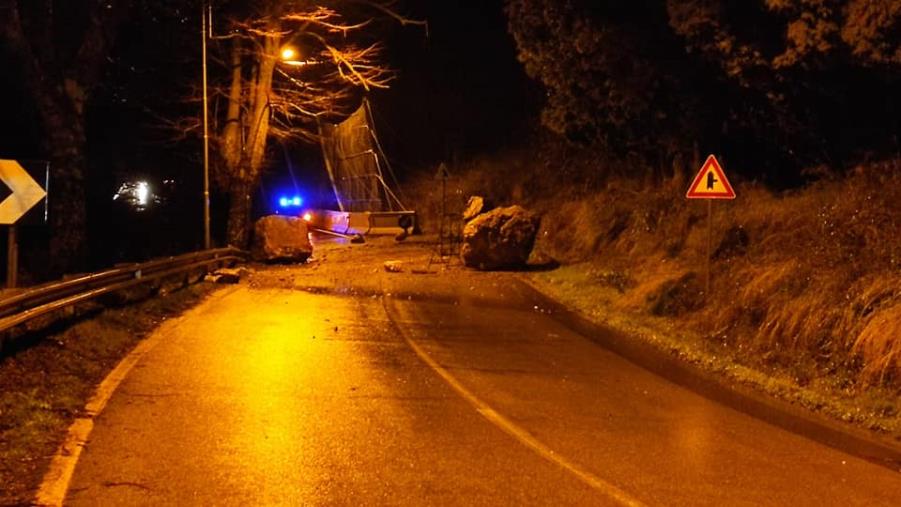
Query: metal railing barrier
[{"left": 0, "top": 248, "right": 247, "bottom": 335}]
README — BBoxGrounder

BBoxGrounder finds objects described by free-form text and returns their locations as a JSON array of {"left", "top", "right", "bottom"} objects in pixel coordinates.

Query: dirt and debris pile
[
  {"left": 461, "top": 205, "right": 540, "bottom": 270},
  {"left": 251, "top": 215, "right": 313, "bottom": 263}
]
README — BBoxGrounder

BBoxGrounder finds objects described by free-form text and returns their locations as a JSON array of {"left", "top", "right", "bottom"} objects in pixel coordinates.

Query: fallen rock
[
  {"left": 383, "top": 260, "right": 404, "bottom": 273},
  {"left": 204, "top": 273, "right": 239, "bottom": 284},
  {"left": 204, "top": 266, "right": 250, "bottom": 284},
  {"left": 216, "top": 267, "right": 246, "bottom": 282},
  {"left": 461, "top": 205, "right": 540, "bottom": 270},
  {"left": 251, "top": 215, "right": 313, "bottom": 263},
  {"left": 462, "top": 195, "right": 491, "bottom": 222}
]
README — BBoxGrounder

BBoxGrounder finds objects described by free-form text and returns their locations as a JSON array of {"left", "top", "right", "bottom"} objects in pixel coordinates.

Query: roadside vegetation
[
  {"left": 406, "top": 147, "right": 901, "bottom": 438},
  {"left": 0, "top": 283, "right": 217, "bottom": 505}
]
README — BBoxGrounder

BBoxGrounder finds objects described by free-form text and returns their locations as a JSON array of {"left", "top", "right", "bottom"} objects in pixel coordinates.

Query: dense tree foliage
[{"left": 506, "top": 0, "right": 901, "bottom": 179}]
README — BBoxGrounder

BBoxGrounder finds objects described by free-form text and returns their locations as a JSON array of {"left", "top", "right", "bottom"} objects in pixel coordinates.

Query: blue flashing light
[{"left": 278, "top": 195, "right": 304, "bottom": 209}]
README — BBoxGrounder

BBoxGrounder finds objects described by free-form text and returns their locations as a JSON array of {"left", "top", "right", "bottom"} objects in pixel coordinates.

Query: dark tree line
[{"left": 506, "top": 0, "right": 901, "bottom": 181}]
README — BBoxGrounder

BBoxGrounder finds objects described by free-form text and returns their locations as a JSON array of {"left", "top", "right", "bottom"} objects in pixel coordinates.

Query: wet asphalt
[{"left": 64, "top": 280, "right": 901, "bottom": 505}]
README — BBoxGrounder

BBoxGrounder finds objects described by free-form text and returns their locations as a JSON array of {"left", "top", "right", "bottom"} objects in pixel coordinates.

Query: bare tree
[{"left": 208, "top": 1, "right": 421, "bottom": 247}]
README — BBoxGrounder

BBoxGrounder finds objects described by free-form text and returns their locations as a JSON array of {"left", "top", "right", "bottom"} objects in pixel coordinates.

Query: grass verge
[{"left": 0, "top": 283, "right": 219, "bottom": 506}]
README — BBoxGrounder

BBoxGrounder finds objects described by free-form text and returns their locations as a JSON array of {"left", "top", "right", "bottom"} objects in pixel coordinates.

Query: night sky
[{"left": 375, "top": 0, "right": 540, "bottom": 170}]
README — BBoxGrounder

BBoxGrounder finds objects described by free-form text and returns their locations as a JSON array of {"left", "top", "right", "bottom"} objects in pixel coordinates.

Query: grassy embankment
[
  {"left": 0, "top": 283, "right": 218, "bottom": 505},
  {"left": 406, "top": 150, "right": 901, "bottom": 437}
]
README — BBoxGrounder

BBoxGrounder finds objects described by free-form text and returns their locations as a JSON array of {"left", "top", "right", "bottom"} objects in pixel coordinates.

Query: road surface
[{"left": 62, "top": 273, "right": 901, "bottom": 505}]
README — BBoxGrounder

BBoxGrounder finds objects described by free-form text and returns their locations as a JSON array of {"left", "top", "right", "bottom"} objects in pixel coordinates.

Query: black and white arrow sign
[{"left": 0, "top": 159, "right": 47, "bottom": 225}]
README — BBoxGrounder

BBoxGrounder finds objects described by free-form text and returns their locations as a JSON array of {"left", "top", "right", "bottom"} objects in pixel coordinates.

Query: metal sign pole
[
  {"left": 7, "top": 225, "right": 18, "bottom": 289},
  {"left": 686, "top": 153, "right": 735, "bottom": 299},
  {"left": 439, "top": 174, "right": 446, "bottom": 257},
  {"left": 705, "top": 199, "right": 712, "bottom": 297}
]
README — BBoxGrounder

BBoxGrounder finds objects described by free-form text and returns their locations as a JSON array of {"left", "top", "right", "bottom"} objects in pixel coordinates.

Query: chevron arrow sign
[{"left": 0, "top": 159, "right": 48, "bottom": 225}]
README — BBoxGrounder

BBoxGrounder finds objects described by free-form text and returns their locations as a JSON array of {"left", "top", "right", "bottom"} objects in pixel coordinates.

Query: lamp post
[{"left": 201, "top": 1, "right": 211, "bottom": 250}]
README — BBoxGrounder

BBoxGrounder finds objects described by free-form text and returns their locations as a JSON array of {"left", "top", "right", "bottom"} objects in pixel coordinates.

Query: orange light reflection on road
[
  {"left": 210, "top": 291, "right": 323, "bottom": 499},
  {"left": 672, "top": 403, "right": 716, "bottom": 471}
]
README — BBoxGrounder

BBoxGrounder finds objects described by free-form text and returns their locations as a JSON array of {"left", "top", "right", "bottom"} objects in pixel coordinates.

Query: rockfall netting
[{"left": 319, "top": 101, "right": 406, "bottom": 212}]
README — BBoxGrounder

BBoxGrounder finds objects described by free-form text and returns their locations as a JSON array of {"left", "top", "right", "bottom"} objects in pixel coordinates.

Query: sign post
[
  {"left": 0, "top": 160, "right": 49, "bottom": 288},
  {"left": 7, "top": 225, "right": 17, "bottom": 289},
  {"left": 686, "top": 154, "right": 736, "bottom": 297},
  {"left": 435, "top": 163, "right": 451, "bottom": 257}
]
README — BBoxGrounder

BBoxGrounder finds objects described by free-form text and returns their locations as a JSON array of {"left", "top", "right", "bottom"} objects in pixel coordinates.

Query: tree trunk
[
  {"left": 220, "top": 35, "right": 279, "bottom": 249},
  {"left": 220, "top": 39, "right": 244, "bottom": 179},
  {"left": 35, "top": 86, "right": 88, "bottom": 276},
  {"left": 227, "top": 178, "right": 253, "bottom": 248}
]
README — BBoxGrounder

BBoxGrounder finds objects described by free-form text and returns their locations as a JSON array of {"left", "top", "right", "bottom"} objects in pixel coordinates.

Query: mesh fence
[{"left": 320, "top": 102, "right": 405, "bottom": 212}]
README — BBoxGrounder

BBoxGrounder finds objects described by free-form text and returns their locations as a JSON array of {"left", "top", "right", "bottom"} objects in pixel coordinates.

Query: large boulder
[
  {"left": 251, "top": 215, "right": 313, "bottom": 262},
  {"left": 462, "top": 195, "right": 492, "bottom": 223},
  {"left": 461, "top": 205, "right": 540, "bottom": 270}
]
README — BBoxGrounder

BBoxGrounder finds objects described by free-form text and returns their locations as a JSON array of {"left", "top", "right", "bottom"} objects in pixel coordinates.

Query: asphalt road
[{"left": 64, "top": 278, "right": 901, "bottom": 505}]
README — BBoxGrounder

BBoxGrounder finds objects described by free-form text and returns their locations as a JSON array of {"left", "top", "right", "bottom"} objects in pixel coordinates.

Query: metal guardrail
[{"left": 0, "top": 248, "right": 246, "bottom": 334}]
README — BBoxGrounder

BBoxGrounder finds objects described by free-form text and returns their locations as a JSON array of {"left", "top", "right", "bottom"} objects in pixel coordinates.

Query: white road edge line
[
  {"left": 389, "top": 302, "right": 645, "bottom": 507},
  {"left": 33, "top": 288, "right": 236, "bottom": 507}
]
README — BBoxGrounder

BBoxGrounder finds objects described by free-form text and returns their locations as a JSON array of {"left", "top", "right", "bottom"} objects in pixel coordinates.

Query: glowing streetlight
[
  {"left": 281, "top": 47, "right": 298, "bottom": 61},
  {"left": 280, "top": 46, "right": 310, "bottom": 67}
]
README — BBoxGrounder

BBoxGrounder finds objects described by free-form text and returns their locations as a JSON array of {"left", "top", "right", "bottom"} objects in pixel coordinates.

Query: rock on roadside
[
  {"left": 383, "top": 260, "right": 404, "bottom": 273},
  {"left": 204, "top": 267, "right": 248, "bottom": 284},
  {"left": 460, "top": 205, "right": 540, "bottom": 270},
  {"left": 462, "top": 195, "right": 491, "bottom": 223},
  {"left": 251, "top": 215, "right": 313, "bottom": 263}
]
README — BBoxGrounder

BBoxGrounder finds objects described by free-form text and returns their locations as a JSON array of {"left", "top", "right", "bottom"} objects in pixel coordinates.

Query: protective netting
[{"left": 319, "top": 101, "right": 407, "bottom": 212}]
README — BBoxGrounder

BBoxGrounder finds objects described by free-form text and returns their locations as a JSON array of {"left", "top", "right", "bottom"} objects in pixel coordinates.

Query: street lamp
[
  {"left": 281, "top": 47, "right": 298, "bottom": 61},
  {"left": 280, "top": 45, "right": 312, "bottom": 67}
]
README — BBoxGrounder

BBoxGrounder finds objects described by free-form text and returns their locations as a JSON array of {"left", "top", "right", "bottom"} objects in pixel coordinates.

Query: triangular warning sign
[
  {"left": 435, "top": 162, "right": 451, "bottom": 180},
  {"left": 686, "top": 155, "right": 736, "bottom": 199}
]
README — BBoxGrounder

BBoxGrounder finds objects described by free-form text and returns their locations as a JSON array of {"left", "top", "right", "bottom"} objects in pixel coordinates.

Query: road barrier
[
  {"left": 0, "top": 248, "right": 246, "bottom": 336},
  {"left": 308, "top": 209, "right": 417, "bottom": 236}
]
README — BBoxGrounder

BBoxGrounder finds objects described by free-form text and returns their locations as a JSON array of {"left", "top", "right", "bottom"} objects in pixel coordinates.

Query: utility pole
[{"left": 201, "top": 1, "right": 212, "bottom": 250}]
